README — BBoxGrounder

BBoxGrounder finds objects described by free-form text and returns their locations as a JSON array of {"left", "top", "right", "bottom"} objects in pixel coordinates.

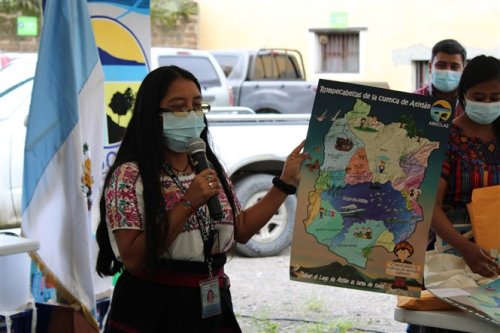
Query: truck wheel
[
  {"left": 234, "top": 174, "right": 296, "bottom": 257},
  {"left": 256, "top": 108, "right": 280, "bottom": 114}
]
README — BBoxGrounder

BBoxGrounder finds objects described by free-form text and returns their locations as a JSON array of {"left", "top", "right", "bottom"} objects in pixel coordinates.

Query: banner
[
  {"left": 22, "top": 0, "right": 104, "bottom": 329},
  {"left": 87, "top": 0, "right": 151, "bottom": 173},
  {"left": 290, "top": 80, "right": 453, "bottom": 298}
]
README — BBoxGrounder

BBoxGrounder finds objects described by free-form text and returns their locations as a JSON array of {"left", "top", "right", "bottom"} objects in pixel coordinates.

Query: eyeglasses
[{"left": 159, "top": 103, "right": 211, "bottom": 117}]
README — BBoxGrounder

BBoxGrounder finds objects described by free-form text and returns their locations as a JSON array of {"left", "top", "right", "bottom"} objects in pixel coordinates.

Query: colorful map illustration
[
  {"left": 305, "top": 97, "right": 439, "bottom": 268},
  {"left": 290, "top": 80, "right": 453, "bottom": 297},
  {"left": 467, "top": 279, "right": 500, "bottom": 325},
  {"left": 430, "top": 279, "right": 500, "bottom": 326}
]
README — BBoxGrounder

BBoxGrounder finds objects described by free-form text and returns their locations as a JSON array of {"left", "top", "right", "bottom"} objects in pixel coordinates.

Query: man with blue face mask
[
  {"left": 414, "top": 39, "right": 467, "bottom": 117},
  {"left": 409, "top": 40, "right": 467, "bottom": 333},
  {"left": 413, "top": 39, "right": 467, "bottom": 256}
]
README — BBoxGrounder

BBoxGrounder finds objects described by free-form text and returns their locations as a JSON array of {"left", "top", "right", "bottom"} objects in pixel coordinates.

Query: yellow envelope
[
  {"left": 397, "top": 290, "right": 455, "bottom": 310},
  {"left": 466, "top": 185, "right": 500, "bottom": 252}
]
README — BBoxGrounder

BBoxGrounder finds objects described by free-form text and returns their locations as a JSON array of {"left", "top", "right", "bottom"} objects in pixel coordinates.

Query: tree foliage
[
  {"left": 0, "top": 0, "right": 41, "bottom": 15},
  {"left": 0, "top": 0, "right": 198, "bottom": 27},
  {"left": 151, "top": 0, "right": 199, "bottom": 28},
  {"left": 0, "top": 0, "right": 198, "bottom": 45}
]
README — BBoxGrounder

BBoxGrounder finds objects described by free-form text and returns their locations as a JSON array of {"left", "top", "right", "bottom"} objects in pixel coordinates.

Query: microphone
[{"left": 186, "top": 138, "right": 224, "bottom": 221}]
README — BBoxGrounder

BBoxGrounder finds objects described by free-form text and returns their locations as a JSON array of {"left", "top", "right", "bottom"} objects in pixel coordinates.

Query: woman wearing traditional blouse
[
  {"left": 96, "top": 65, "right": 306, "bottom": 332},
  {"left": 431, "top": 55, "right": 500, "bottom": 278}
]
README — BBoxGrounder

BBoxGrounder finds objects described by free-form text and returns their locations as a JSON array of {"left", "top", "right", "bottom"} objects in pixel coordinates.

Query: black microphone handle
[
  {"left": 207, "top": 196, "right": 224, "bottom": 221},
  {"left": 191, "top": 151, "right": 224, "bottom": 220}
]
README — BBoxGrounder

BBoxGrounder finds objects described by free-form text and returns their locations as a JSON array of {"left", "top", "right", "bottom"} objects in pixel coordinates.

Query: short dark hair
[{"left": 431, "top": 39, "right": 467, "bottom": 64}]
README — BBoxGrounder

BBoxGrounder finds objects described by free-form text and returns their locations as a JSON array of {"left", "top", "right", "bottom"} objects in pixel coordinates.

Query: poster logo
[
  {"left": 428, "top": 100, "right": 452, "bottom": 128},
  {"left": 430, "top": 100, "right": 452, "bottom": 122}
]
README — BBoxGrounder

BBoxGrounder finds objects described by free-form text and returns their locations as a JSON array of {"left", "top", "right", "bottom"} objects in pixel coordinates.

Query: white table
[
  {"left": 0, "top": 233, "right": 40, "bottom": 333},
  {"left": 394, "top": 306, "right": 499, "bottom": 333},
  {"left": 0, "top": 234, "right": 39, "bottom": 255}
]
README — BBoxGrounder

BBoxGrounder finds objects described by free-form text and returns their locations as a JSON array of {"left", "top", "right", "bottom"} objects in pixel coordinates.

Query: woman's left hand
[{"left": 280, "top": 140, "right": 308, "bottom": 187}]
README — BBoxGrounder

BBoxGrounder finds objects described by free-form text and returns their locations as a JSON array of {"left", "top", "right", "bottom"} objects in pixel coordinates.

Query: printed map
[
  {"left": 290, "top": 80, "right": 453, "bottom": 297},
  {"left": 430, "top": 279, "right": 500, "bottom": 327},
  {"left": 304, "top": 98, "right": 439, "bottom": 268}
]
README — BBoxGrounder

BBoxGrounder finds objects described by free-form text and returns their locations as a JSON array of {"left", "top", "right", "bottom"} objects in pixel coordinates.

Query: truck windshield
[
  {"left": 254, "top": 53, "right": 302, "bottom": 80},
  {"left": 158, "top": 56, "right": 222, "bottom": 88},
  {"left": 212, "top": 55, "right": 239, "bottom": 78}
]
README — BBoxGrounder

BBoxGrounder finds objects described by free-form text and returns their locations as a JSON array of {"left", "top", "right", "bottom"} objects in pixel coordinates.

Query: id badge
[{"left": 200, "top": 277, "right": 221, "bottom": 318}]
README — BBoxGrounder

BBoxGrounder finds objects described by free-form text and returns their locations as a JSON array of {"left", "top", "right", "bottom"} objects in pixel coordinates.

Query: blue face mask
[
  {"left": 162, "top": 111, "right": 206, "bottom": 152},
  {"left": 431, "top": 69, "right": 461, "bottom": 93},
  {"left": 465, "top": 99, "right": 500, "bottom": 125}
]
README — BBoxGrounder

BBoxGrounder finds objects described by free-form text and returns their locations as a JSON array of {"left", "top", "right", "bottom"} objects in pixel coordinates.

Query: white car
[
  {"left": 151, "top": 47, "right": 233, "bottom": 107},
  {"left": 1, "top": 55, "right": 301, "bottom": 258},
  {"left": 0, "top": 54, "right": 37, "bottom": 229},
  {"left": 0, "top": 50, "right": 232, "bottom": 229}
]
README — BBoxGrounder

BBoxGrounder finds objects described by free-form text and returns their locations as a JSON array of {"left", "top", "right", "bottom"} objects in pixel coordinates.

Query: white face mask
[
  {"left": 162, "top": 111, "right": 206, "bottom": 152},
  {"left": 431, "top": 69, "right": 461, "bottom": 93},
  {"left": 464, "top": 99, "right": 500, "bottom": 125}
]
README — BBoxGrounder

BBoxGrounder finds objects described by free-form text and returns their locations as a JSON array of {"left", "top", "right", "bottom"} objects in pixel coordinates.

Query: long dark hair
[
  {"left": 457, "top": 55, "right": 500, "bottom": 146},
  {"left": 96, "top": 66, "right": 238, "bottom": 276}
]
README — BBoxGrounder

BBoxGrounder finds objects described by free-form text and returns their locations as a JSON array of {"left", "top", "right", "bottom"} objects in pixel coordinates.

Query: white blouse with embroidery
[{"left": 104, "top": 162, "right": 240, "bottom": 262}]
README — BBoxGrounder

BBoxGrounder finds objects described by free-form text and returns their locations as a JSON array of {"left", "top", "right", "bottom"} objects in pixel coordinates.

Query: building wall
[
  {"left": 151, "top": 18, "right": 198, "bottom": 49},
  {"left": 195, "top": 0, "right": 500, "bottom": 92},
  {"left": 0, "top": 12, "right": 39, "bottom": 52},
  {"left": 0, "top": 21, "right": 198, "bottom": 53}
]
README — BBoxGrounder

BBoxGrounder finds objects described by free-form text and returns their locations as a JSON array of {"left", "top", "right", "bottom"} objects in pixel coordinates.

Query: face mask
[
  {"left": 431, "top": 69, "right": 461, "bottom": 93},
  {"left": 464, "top": 99, "right": 500, "bottom": 125},
  {"left": 162, "top": 111, "right": 206, "bottom": 152}
]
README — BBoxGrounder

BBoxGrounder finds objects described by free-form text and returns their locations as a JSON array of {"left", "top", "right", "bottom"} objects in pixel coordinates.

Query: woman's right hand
[
  {"left": 432, "top": 178, "right": 499, "bottom": 278},
  {"left": 183, "top": 169, "right": 220, "bottom": 208},
  {"left": 462, "top": 242, "right": 499, "bottom": 277},
  {"left": 165, "top": 169, "right": 220, "bottom": 248}
]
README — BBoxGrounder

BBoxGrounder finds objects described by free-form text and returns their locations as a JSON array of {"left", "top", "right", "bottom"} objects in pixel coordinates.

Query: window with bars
[
  {"left": 317, "top": 31, "right": 360, "bottom": 73},
  {"left": 414, "top": 60, "right": 429, "bottom": 90}
]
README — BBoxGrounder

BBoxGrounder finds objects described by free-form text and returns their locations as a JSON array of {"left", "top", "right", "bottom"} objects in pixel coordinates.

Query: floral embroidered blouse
[{"left": 104, "top": 162, "right": 241, "bottom": 262}]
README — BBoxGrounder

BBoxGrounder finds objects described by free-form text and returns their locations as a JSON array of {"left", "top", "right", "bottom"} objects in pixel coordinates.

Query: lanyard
[{"left": 163, "top": 164, "right": 216, "bottom": 277}]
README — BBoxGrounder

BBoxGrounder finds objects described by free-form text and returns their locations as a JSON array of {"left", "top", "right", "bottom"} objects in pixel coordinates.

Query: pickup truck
[
  {"left": 211, "top": 49, "right": 317, "bottom": 114},
  {"left": 207, "top": 112, "right": 309, "bottom": 256},
  {"left": 0, "top": 55, "right": 310, "bottom": 256},
  {"left": 151, "top": 47, "right": 233, "bottom": 107}
]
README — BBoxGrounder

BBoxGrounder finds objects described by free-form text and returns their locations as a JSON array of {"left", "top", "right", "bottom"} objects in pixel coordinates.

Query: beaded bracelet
[
  {"left": 272, "top": 176, "right": 297, "bottom": 195},
  {"left": 178, "top": 198, "right": 196, "bottom": 214}
]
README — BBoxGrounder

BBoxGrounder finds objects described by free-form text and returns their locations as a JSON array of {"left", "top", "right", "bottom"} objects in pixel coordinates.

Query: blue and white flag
[{"left": 22, "top": 0, "right": 104, "bottom": 328}]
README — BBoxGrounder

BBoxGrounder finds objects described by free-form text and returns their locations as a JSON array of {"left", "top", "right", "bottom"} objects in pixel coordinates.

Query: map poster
[
  {"left": 429, "top": 279, "right": 500, "bottom": 326},
  {"left": 290, "top": 79, "right": 454, "bottom": 298}
]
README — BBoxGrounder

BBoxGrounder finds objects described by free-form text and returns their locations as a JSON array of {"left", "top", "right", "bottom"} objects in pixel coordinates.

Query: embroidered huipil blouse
[{"left": 104, "top": 162, "right": 241, "bottom": 262}]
